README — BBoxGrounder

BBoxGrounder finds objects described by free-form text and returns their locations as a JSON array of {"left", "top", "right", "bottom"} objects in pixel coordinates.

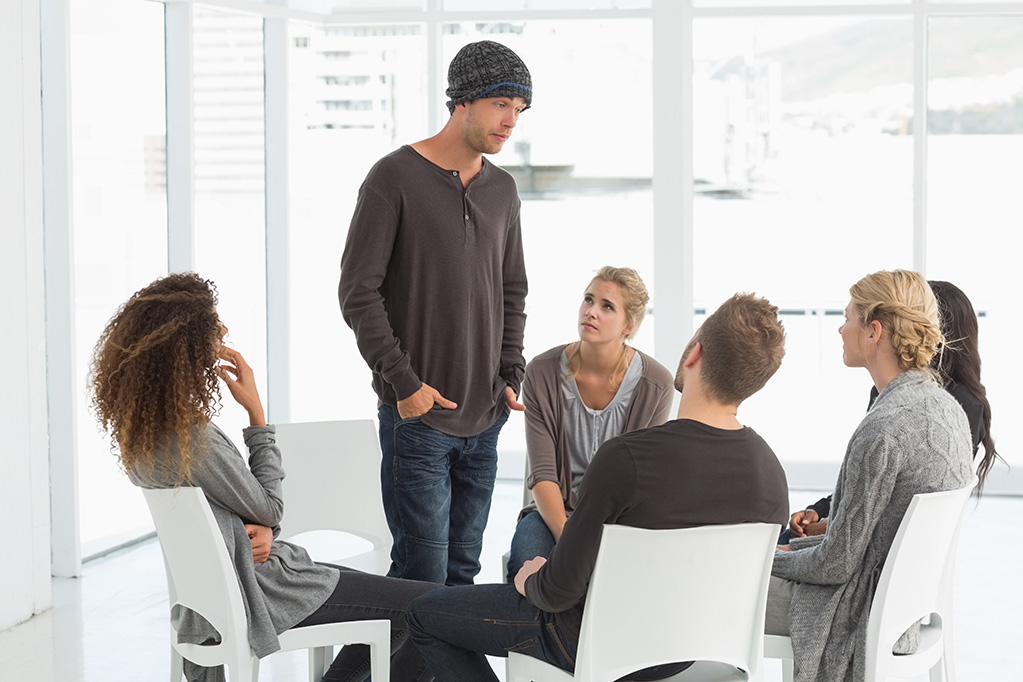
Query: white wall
[{"left": 0, "top": 0, "right": 54, "bottom": 631}]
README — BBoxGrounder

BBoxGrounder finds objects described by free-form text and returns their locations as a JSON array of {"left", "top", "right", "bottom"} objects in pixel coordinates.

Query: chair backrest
[
  {"left": 574, "top": 522, "right": 779, "bottom": 682},
  {"left": 143, "top": 487, "right": 251, "bottom": 668},
  {"left": 275, "top": 420, "right": 391, "bottom": 571},
  {"left": 866, "top": 479, "right": 975, "bottom": 666}
]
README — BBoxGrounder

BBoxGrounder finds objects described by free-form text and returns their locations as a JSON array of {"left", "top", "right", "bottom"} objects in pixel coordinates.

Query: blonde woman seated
[
  {"left": 506, "top": 266, "right": 673, "bottom": 582},
  {"left": 766, "top": 269, "right": 973, "bottom": 682}
]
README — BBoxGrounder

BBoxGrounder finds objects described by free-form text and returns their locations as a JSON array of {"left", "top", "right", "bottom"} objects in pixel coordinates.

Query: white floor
[{"left": 1, "top": 483, "right": 1020, "bottom": 682}]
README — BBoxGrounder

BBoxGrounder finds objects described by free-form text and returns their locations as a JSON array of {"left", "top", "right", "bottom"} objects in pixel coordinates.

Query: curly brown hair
[{"left": 90, "top": 272, "right": 223, "bottom": 483}]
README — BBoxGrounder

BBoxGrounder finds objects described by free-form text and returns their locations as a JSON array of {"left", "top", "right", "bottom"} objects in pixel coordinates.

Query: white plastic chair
[
  {"left": 764, "top": 478, "right": 976, "bottom": 682},
  {"left": 507, "top": 522, "right": 780, "bottom": 682},
  {"left": 143, "top": 487, "right": 390, "bottom": 682},
  {"left": 275, "top": 419, "right": 392, "bottom": 574}
]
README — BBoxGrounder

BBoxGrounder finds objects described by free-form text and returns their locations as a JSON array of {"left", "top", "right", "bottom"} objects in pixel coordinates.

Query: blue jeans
[
  {"left": 506, "top": 510, "right": 557, "bottom": 583},
  {"left": 378, "top": 405, "right": 509, "bottom": 586},
  {"left": 405, "top": 583, "right": 578, "bottom": 682}
]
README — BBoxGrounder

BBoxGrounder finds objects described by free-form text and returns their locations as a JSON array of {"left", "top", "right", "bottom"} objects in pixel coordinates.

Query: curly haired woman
[{"left": 91, "top": 272, "right": 439, "bottom": 682}]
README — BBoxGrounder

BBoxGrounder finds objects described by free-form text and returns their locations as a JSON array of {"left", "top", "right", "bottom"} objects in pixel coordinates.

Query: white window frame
[{"left": 44, "top": 0, "right": 1023, "bottom": 572}]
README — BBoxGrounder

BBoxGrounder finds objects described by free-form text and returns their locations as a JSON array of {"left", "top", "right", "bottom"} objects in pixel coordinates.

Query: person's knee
[
  {"left": 405, "top": 589, "right": 442, "bottom": 642},
  {"left": 404, "top": 600, "right": 422, "bottom": 637}
]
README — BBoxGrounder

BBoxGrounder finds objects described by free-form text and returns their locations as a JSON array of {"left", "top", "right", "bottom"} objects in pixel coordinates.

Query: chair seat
[{"left": 276, "top": 618, "right": 390, "bottom": 651}]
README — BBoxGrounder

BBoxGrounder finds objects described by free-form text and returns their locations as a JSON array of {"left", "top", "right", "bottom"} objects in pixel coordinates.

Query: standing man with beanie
[{"left": 338, "top": 40, "right": 532, "bottom": 586}]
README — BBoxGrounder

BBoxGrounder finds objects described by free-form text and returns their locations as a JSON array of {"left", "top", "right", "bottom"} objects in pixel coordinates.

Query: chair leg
[
  {"left": 242, "top": 655, "right": 257, "bottom": 682},
  {"left": 369, "top": 638, "right": 390, "bottom": 681},
  {"left": 941, "top": 628, "right": 956, "bottom": 682},
  {"left": 309, "top": 646, "right": 332, "bottom": 682},
  {"left": 170, "top": 649, "right": 183, "bottom": 682},
  {"left": 781, "top": 658, "right": 794, "bottom": 682}
]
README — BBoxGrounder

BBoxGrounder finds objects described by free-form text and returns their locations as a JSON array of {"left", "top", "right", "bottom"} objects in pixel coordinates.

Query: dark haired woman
[{"left": 91, "top": 272, "right": 438, "bottom": 682}]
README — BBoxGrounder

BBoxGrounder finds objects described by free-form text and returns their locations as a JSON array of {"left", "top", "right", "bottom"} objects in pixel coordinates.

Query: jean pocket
[{"left": 393, "top": 414, "right": 423, "bottom": 433}]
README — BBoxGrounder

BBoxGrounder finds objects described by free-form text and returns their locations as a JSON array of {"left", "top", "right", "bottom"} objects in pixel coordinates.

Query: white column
[
  {"left": 652, "top": 0, "right": 693, "bottom": 373},
  {"left": 41, "top": 0, "right": 81, "bottom": 579},
  {"left": 426, "top": 0, "right": 442, "bottom": 133},
  {"left": 264, "top": 14, "right": 290, "bottom": 423},
  {"left": 1, "top": 0, "right": 55, "bottom": 629},
  {"left": 166, "top": 1, "right": 195, "bottom": 272}
]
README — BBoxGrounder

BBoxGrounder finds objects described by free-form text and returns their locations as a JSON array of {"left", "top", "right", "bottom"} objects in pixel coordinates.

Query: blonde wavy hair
[
  {"left": 849, "top": 269, "right": 943, "bottom": 374},
  {"left": 566, "top": 265, "right": 651, "bottom": 388}
]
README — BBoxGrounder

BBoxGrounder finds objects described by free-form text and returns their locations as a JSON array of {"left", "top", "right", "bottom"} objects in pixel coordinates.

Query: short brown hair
[{"left": 674, "top": 293, "right": 786, "bottom": 405}]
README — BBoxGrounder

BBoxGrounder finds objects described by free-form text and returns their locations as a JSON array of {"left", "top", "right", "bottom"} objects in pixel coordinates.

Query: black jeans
[
  {"left": 405, "top": 582, "right": 577, "bottom": 682},
  {"left": 294, "top": 564, "right": 443, "bottom": 681}
]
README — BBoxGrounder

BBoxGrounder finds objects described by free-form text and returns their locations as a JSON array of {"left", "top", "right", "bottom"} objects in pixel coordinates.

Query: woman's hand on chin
[{"left": 216, "top": 347, "right": 267, "bottom": 426}]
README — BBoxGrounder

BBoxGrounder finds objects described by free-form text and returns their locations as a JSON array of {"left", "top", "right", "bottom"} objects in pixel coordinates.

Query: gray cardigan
[
  {"left": 519, "top": 344, "right": 674, "bottom": 521},
  {"left": 130, "top": 423, "right": 338, "bottom": 682},
  {"left": 772, "top": 370, "right": 973, "bottom": 682}
]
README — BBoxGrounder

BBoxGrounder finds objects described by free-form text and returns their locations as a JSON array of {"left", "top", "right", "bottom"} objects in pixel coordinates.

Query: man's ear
[{"left": 684, "top": 341, "right": 703, "bottom": 368}]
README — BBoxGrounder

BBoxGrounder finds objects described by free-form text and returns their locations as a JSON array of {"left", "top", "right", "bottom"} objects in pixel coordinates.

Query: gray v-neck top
[{"left": 560, "top": 350, "right": 644, "bottom": 495}]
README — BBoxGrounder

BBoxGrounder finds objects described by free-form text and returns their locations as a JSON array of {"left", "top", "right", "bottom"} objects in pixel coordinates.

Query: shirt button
[
  {"left": 464, "top": 214, "right": 469, "bottom": 220},
  {"left": 452, "top": 171, "right": 458, "bottom": 176}
]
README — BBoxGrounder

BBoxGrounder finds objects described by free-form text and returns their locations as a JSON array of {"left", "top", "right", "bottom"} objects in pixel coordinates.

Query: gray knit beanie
[{"left": 445, "top": 40, "right": 532, "bottom": 114}]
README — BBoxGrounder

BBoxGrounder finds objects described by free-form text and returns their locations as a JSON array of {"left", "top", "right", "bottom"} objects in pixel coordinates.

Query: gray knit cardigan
[{"left": 771, "top": 370, "right": 973, "bottom": 682}]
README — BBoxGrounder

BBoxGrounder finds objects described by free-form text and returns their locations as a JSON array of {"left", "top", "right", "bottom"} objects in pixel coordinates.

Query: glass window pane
[
  {"left": 927, "top": 16, "right": 1023, "bottom": 471},
  {"left": 193, "top": 7, "right": 268, "bottom": 438},
  {"left": 287, "top": 23, "right": 427, "bottom": 422},
  {"left": 693, "top": 17, "right": 914, "bottom": 464},
  {"left": 71, "top": 0, "right": 167, "bottom": 555}
]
